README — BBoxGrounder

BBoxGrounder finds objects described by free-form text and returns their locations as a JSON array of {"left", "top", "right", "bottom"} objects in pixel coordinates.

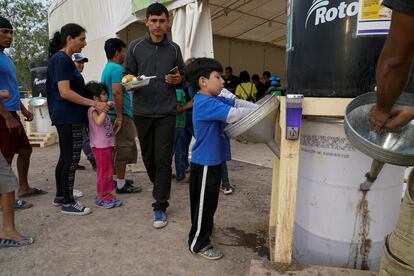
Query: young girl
[{"left": 84, "top": 82, "right": 122, "bottom": 209}]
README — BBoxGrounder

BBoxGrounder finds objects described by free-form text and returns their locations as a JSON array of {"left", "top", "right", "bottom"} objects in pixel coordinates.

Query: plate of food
[{"left": 122, "top": 74, "right": 156, "bottom": 90}]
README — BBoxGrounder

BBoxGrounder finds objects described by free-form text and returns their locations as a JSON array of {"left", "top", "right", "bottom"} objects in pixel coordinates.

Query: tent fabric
[
  {"left": 171, "top": 0, "right": 214, "bottom": 61},
  {"left": 48, "top": 0, "right": 286, "bottom": 81}
]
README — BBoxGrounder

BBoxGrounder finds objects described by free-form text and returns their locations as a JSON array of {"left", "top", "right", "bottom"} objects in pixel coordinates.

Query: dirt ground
[{"left": 0, "top": 141, "right": 273, "bottom": 276}]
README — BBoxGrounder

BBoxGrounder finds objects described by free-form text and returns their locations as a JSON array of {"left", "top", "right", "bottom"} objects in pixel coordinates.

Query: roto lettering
[{"left": 305, "top": 0, "right": 359, "bottom": 28}]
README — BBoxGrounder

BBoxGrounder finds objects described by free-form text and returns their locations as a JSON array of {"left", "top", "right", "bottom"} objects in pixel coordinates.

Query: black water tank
[
  {"left": 286, "top": 0, "right": 414, "bottom": 97},
  {"left": 30, "top": 61, "right": 48, "bottom": 97}
]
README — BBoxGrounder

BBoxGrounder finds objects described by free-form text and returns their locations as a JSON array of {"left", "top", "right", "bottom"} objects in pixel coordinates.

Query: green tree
[{"left": 0, "top": 0, "right": 49, "bottom": 88}]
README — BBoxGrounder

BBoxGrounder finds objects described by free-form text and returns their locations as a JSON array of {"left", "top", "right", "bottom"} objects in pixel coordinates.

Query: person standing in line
[
  {"left": 84, "top": 81, "right": 122, "bottom": 209},
  {"left": 0, "top": 89, "right": 33, "bottom": 247},
  {"left": 124, "top": 3, "right": 184, "bottom": 228},
  {"left": 0, "top": 17, "right": 46, "bottom": 211},
  {"left": 72, "top": 53, "right": 96, "bottom": 171},
  {"left": 47, "top": 23, "right": 111, "bottom": 215},
  {"left": 101, "top": 38, "right": 141, "bottom": 194},
  {"left": 185, "top": 57, "right": 257, "bottom": 259}
]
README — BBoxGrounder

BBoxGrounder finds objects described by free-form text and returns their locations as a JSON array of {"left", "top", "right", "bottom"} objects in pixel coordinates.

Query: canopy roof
[
  {"left": 209, "top": 0, "right": 286, "bottom": 47},
  {"left": 49, "top": 0, "right": 286, "bottom": 47}
]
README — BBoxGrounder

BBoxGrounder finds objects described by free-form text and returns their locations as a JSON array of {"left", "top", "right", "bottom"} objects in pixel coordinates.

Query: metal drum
[{"left": 293, "top": 116, "right": 404, "bottom": 271}]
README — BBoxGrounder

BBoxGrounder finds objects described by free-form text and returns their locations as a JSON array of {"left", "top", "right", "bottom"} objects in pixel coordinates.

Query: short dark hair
[
  {"left": 146, "top": 3, "right": 169, "bottom": 19},
  {"left": 252, "top": 74, "right": 260, "bottom": 81},
  {"left": 263, "top": 71, "right": 271, "bottom": 78},
  {"left": 49, "top": 23, "right": 86, "bottom": 57},
  {"left": 185, "top": 58, "right": 223, "bottom": 90},
  {"left": 84, "top": 81, "right": 108, "bottom": 100},
  {"left": 225, "top": 66, "right": 233, "bottom": 72},
  {"left": 239, "top": 70, "right": 250, "bottom": 83},
  {"left": 104, "top": 38, "right": 126, "bottom": 59}
]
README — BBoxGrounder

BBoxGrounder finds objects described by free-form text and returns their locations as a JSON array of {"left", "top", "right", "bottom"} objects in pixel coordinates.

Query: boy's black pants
[
  {"left": 188, "top": 163, "right": 222, "bottom": 253},
  {"left": 133, "top": 115, "right": 175, "bottom": 211}
]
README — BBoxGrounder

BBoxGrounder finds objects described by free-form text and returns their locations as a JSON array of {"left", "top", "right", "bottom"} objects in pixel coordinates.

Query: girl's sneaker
[
  {"left": 103, "top": 194, "right": 122, "bottom": 207},
  {"left": 95, "top": 197, "right": 115, "bottom": 209},
  {"left": 61, "top": 202, "right": 92, "bottom": 215}
]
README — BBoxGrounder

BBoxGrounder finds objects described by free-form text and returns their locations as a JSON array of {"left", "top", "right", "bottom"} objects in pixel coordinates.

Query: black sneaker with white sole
[
  {"left": 220, "top": 184, "right": 234, "bottom": 195},
  {"left": 61, "top": 202, "right": 92, "bottom": 215}
]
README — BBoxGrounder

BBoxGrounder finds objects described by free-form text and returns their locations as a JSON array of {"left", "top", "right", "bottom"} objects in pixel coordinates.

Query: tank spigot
[{"left": 360, "top": 159, "right": 385, "bottom": 191}]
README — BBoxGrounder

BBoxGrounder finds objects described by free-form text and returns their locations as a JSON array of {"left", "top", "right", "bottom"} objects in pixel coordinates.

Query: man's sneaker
[
  {"left": 95, "top": 198, "right": 115, "bottom": 209},
  {"left": 221, "top": 184, "right": 234, "bottom": 195},
  {"left": 52, "top": 196, "right": 64, "bottom": 206},
  {"left": 73, "top": 189, "right": 83, "bottom": 198},
  {"left": 196, "top": 244, "right": 223, "bottom": 260},
  {"left": 153, "top": 210, "right": 168, "bottom": 229},
  {"left": 103, "top": 194, "right": 122, "bottom": 207},
  {"left": 61, "top": 202, "right": 92, "bottom": 215}
]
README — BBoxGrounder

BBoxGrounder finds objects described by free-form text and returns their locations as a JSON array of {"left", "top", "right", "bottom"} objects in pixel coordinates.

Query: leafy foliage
[{"left": 0, "top": 0, "right": 49, "bottom": 88}]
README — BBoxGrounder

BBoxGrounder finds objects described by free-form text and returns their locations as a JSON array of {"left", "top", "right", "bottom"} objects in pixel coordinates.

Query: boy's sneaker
[
  {"left": 221, "top": 184, "right": 234, "bottom": 195},
  {"left": 197, "top": 244, "right": 223, "bottom": 260},
  {"left": 103, "top": 194, "right": 122, "bottom": 207},
  {"left": 61, "top": 202, "right": 92, "bottom": 215},
  {"left": 153, "top": 210, "right": 168, "bottom": 229},
  {"left": 95, "top": 197, "right": 115, "bottom": 209},
  {"left": 52, "top": 196, "right": 64, "bottom": 206}
]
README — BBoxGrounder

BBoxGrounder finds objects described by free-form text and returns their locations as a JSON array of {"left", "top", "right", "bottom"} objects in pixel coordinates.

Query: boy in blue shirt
[{"left": 186, "top": 58, "right": 257, "bottom": 260}]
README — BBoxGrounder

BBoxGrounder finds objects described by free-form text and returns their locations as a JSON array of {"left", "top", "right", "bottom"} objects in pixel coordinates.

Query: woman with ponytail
[{"left": 46, "top": 23, "right": 111, "bottom": 215}]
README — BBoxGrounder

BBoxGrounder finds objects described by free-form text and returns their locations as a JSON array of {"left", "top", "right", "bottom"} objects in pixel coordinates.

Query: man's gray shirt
[{"left": 124, "top": 33, "right": 185, "bottom": 117}]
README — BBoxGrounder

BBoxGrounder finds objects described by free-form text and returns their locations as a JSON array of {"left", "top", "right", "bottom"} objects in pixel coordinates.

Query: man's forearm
[
  {"left": 113, "top": 91, "right": 124, "bottom": 117},
  {"left": 376, "top": 49, "right": 413, "bottom": 112},
  {"left": 376, "top": 10, "right": 414, "bottom": 112}
]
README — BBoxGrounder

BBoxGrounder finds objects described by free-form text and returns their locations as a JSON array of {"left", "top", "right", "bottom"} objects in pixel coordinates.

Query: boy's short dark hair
[
  {"left": 225, "top": 66, "right": 233, "bottom": 72},
  {"left": 104, "top": 38, "right": 126, "bottom": 59},
  {"left": 185, "top": 58, "right": 223, "bottom": 90},
  {"left": 146, "top": 3, "right": 169, "bottom": 19},
  {"left": 84, "top": 81, "right": 108, "bottom": 100},
  {"left": 252, "top": 74, "right": 260, "bottom": 81},
  {"left": 263, "top": 71, "right": 271, "bottom": 78}
]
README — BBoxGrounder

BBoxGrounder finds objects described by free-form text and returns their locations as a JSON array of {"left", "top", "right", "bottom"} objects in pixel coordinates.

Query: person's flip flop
[
  {"left": 15, "top": 199, "right": 33, "bottom": 210},
  {"left": 18, "top": 188, "right": 48, "bottom": 198},
  {"left": 0, "top": 236, "right": 34, "bottom": 248}
]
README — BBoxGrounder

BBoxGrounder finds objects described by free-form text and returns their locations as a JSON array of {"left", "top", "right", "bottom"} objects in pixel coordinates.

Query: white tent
[{"left": 48, "top": 0, "right": 286, "bottom": 82}]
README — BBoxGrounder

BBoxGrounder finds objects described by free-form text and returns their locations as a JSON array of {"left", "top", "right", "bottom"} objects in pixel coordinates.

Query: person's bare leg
[
  {"left": 0, "top": 191, "right": 21, "bottom": 240},
  {"left": 16, "top": 149, "right": 35, "bottom": 195}
]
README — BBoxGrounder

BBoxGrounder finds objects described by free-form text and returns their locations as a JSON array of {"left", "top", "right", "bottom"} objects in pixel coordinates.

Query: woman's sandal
[{"left": 0, "top": 236, "right": 34, "bottom": 248}]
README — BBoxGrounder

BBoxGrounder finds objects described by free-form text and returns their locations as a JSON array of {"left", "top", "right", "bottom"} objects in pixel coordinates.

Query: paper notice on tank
[{"left": 356, "top": 0, "right": 391, "bottom": 36}]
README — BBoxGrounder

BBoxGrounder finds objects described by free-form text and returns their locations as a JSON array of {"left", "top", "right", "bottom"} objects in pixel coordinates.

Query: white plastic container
[{"left": 293, "top": 117, "right": 404, "bottom": 271}]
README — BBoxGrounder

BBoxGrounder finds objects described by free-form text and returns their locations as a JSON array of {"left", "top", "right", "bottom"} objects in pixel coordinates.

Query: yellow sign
[{"left": 360, "top": 0, "right": 392, "bottom": 20}]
